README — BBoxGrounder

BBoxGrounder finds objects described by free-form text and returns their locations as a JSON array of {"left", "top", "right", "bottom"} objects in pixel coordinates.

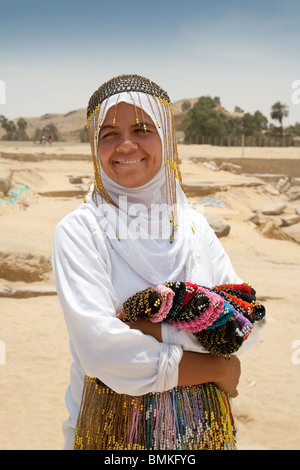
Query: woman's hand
[
  {"left": 116, "top": 310, "right": 127, "bottom": 321},
  {"left": 215, "top": 355, "right": 241, "bottom": 397},
  {"left": 117, "top": 311, "right": 241, "bottom": 397},
  {"left": 178, "top": 352, "right": 241, "bottom": 398}
]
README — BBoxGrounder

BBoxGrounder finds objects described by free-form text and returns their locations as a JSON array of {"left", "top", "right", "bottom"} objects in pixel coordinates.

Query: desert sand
[{"left": 0, "top": 141, "right": 300, "bottom": 450}]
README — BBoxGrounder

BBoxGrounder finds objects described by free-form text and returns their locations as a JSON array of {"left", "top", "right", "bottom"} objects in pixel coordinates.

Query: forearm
[
  {"left": 178, "top": 351, "right": 220, "bottom": 385},
  {"left": 125, "top": 319, "right": 162, "bottom": 342},
  {"left": 122, "top": 319, "right": 241, "bottom": 397}
]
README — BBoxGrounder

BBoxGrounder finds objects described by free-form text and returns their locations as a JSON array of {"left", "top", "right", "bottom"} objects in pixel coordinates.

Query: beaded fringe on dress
[{"left": 73, "top": 376, "right": 237, "bottom": 450}]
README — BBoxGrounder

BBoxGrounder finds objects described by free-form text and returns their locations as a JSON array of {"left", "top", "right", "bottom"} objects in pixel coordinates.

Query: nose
[{"left": 116, "top": 134, "right": 138, "bottom": 154}]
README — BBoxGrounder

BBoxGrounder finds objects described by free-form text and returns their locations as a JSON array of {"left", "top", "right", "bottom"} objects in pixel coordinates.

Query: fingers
[
  {"left": 230, "top": 389, "right": 239, "bottom": 398},
  {"left": 214, "top": 355, "right": 241, "bottom": 398},
  {"left": 117, "top": 310, "right": 127, "bottom": 320}
]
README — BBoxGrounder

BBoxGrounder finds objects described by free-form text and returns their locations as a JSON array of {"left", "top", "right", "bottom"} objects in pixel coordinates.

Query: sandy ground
[{"left": 0, "top": 141, "right": 300, "bottom": 450}]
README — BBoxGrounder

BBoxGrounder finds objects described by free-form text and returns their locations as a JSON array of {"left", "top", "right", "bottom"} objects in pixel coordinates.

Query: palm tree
[{"left": 270, "top": 102, "right": 289, "bottom": 137}]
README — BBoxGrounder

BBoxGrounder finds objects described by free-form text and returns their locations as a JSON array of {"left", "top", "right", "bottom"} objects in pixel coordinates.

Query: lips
[{"left": 114, "top": 157, "right": 145, "bottom": 165}]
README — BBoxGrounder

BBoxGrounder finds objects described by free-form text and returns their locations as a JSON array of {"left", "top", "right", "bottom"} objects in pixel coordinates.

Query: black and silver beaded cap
[{"left": 87, "top": 74, "right": 171, "bottom": 119}]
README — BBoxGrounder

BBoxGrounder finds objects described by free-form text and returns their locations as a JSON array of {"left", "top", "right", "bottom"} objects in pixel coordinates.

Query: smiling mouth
[{"left": 114, "top": 158, "right": 144, "bottom": 165}]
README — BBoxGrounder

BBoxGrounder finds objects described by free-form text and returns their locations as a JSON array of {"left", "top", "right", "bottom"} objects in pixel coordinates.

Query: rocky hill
[{"left": 173, "top": 96, "right": 244, "bottom": 131}]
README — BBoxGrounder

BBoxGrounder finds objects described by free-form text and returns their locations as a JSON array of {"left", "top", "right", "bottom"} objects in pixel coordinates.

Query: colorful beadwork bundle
[{"left": 122, "top": 281, "right": 266, "bottom": 357}]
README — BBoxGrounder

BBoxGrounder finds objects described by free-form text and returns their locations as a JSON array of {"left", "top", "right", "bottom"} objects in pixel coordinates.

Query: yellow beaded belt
[{"left": 74, "top": 377, "right": 237, "bottom": 450}]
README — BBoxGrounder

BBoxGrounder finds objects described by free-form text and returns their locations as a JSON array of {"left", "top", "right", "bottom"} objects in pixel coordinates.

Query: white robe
[{"left": 52, "top": 200, "right": 260, "bottom": 449}]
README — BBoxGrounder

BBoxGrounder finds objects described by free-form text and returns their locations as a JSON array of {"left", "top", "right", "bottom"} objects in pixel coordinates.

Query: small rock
[
  {"left": 0, "top": 252, "right": 52, "bottom": 282},
  {"left": 69, "top": 177, "right": 83, "bottom": 184},
  {"left": 261, "top": 202, "right": 286, "bottom": 216},
  {"left": 281, "top": 214, "right": 300, "bottom": 227},
  {"left": 258, "top": 221, "right": 296, "bottom": 242},
  {"left": 0, "top": 283, "right": 13, "bottom": 297},
  {"left": 281, "top": 223, "right": 300, "bottom": 244},
  {"left": 246, "top": 377, "right": 256, "bottom": 388},
  {"left": 202, "top": 161, "right": 219, "bottom": 171},
  {"left": 276, "top": 177, "right": 290, "bottom": 193},
  {"left": 287, "top": 186, "right": 300, "bottom": 201},
  {"left": 264, "top": 184, "right": 279, "bottom": 196},
  {"left": 0, "top": 169, "right": 12, "bottom": 196},
  {"left": 219, "top": 162, "right": 242, "bottom": 174},
  {"left": 12, "top": 286, "right": 57, "bottom": 298},
  {"left": 0, "top": 283, "right": 57, "bottom": 298},
  {"left": 205, "top": 214, "right": 230, "bottom": 237},
  {"left": 248, "top": 214, "right": 261, "bottom": 226}
]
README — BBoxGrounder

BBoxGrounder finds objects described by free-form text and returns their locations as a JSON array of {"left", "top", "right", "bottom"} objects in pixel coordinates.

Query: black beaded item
[{"left": 87, "top": 74, "right": 170, "bottom": 119}]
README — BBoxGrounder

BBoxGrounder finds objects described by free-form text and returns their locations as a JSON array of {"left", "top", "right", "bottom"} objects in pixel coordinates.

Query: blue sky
[{"left": 0, "top": 0, "right": 299, "bottom": 126}]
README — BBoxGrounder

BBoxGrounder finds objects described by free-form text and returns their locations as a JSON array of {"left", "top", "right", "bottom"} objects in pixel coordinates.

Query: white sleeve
[
  {"left": 52, "top": 206, "right": 183, "bottom": 396},
  {"left": 162, "top": 323, "right": 209, "bottom": 353}
]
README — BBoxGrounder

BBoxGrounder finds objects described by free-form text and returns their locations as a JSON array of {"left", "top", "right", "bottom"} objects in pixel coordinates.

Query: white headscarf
[{"left": 85, "top": 92, "right": 192, "bottom": 285}]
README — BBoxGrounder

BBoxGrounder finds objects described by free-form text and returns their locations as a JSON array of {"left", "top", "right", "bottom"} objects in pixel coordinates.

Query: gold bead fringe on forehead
[{"left": 85, "top": 74, "right": 183, "bottom": 242}]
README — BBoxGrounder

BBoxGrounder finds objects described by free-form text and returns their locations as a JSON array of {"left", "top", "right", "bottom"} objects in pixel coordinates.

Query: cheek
[
  {"left": 97, "top": 142, "right": 111, "bottom": 166},
  {"left": 147, "top": 136, "right": 162, "bottom": 161}
]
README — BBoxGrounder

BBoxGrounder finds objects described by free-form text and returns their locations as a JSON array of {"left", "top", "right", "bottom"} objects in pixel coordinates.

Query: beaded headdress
[{"left": 86, "top": 74, "right": 183, "bottom": 241}]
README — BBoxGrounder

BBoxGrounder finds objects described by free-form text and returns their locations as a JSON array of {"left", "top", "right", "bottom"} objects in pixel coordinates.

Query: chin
[
  {"left": 120, "top": 179, "right": 147, "bottom": 188},
  {"left": 114, "top": 174, "right": 151, "bottom": 188}
]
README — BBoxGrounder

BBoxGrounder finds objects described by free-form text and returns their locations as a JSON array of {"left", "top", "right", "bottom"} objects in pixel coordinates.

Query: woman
[{"left": 52, "top": 74, "right": 244, "bottom": 450}]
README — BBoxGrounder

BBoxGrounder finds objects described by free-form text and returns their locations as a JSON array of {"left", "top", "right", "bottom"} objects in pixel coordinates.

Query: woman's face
[{"left": 97, "top": 102, "right": 162, "bottom": 188}]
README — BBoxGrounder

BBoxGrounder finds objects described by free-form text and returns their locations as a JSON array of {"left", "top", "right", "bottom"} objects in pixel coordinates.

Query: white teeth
[{"left": 118, "top": 159, "right": 142, "bottom": 165}]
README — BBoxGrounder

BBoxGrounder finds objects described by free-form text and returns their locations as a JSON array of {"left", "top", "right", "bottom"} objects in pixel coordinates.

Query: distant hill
[
  {"left": 0, "top": 108, "right": 87, "bottom": 142},
  {"left": 1, "top": 98, "right": 244, "bottom": 142}
]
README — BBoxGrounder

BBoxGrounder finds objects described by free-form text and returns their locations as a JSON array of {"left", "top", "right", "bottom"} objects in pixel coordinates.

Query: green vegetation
[
  {"left": 33, "top": 123, "right": 60, "bottom": 142},
  {"left": 184, "top": 97, "right": 299, "bottom": 146},
  {"left": 79, "top": 126, "right": 89, "bottom": 143},
  {"left": 0, "top": 115, "right": 29, "bottom": 141},
  {"left": 0, "top": 115, "right": 61, "bottom": 142},
  {"left": 270, "top": 101, "right": 289, "bottom": 137},
  {"left": 1, "top": 98, "right": 298, "bottom": 147},
  {"left": 184, "top": 96, "right": 228, "bottom": 140}
]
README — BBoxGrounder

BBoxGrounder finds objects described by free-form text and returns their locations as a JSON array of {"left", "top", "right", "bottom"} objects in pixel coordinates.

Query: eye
[
  {"left": 135, "top": 126, "right": 152, "bottom": 134},
  {"left": 101, "top": 131, "right": 117, "bottom": 139}
]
